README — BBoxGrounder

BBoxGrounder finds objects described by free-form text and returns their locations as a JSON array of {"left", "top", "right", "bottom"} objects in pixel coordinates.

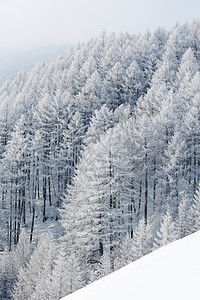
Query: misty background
[
  {"left": 0, "top": 44, "right": 71, "bottom": 85},
  {"left": 0, "top": 0, "right": 199, "bottom": 86}
]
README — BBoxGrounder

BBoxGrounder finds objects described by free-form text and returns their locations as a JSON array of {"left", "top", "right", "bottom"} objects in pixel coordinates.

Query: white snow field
[{"left": 63, "top": 231, "right": 200, "bottom": 300}]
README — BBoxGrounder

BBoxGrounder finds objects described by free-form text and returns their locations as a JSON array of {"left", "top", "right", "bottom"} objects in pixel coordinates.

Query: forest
[{"left": 1, "top": 21, "right": 200, "bottom": 299}]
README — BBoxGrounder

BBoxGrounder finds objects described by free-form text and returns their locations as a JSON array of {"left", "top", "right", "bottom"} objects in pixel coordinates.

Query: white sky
[{"left": 0, "top": 0, "right": 200, "bottom": 53}]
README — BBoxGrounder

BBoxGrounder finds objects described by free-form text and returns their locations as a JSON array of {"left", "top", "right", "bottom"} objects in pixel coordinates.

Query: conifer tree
[
  {"left": 12, "top": 235, "right": 57, "bottom": 300},
  {"left": 84, "top": 104, "right": 114, "bottom": 146},
  {"left": 175, "top": 197, "right": 190, "bottom": 239},
  {"left": 154, "top": 208, "right": 176, "bottom": 250},
  {"left": 187, "top": 183, "right": 200, "bottom": 233}
]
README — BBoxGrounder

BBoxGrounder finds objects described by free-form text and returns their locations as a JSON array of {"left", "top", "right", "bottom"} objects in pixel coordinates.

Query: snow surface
[{"left": 62, "top": 231, "right": 200, "bottom": 300}]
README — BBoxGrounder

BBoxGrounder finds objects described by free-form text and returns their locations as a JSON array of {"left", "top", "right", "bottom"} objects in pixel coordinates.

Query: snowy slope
[{"left": 63, "top": 231, "right": 200, "bottom": 300}]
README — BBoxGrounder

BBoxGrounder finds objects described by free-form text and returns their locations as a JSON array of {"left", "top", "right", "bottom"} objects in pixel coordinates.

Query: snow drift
[{"left": 63, "top": 231, "right": 200, "bottom": 300}]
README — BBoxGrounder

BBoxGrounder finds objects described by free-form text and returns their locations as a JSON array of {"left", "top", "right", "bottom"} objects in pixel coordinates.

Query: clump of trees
[{"left": 1, "top": 21, "right": 200, "bottom": 299}]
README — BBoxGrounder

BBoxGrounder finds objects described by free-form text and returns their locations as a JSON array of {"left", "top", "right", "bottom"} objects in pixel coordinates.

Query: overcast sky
[{"left": 0, "top": 0, "right": 200, "bottom": 53}]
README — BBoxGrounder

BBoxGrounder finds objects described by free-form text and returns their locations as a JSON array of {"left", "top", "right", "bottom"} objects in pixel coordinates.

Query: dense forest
[{"left": 1, "top": 21, "right": 200, "bottom": 299}]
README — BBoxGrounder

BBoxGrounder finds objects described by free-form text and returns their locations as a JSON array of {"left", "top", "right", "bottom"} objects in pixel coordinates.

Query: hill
[{"left": 63, "top": 231, "right": 200, "bottom": 300}]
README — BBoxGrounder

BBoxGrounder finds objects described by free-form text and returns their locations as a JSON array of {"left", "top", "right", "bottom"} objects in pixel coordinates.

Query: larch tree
[
  {"left": 175, "top": 197, "right": 191, "bottom": 239},
  {"left": 153, "top": 208, "right": 177, "bottom": 250},
  {"left": 187, "top": 183, "right": 200, "bottom": 233},
  {"left": 0, "top": 113, "right": 33, "bottom": 249},
  {"left": 12, "top": 235, "right": 57, "bottom": 300}
]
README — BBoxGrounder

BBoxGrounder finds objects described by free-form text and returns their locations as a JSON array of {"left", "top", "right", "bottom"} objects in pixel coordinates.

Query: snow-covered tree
[
  {"left": 12, "top": 235, "right": 57, "bottom": 300},
  {"left": 154, "top": 208, "right": 176, "bottom": 250},
  {"left": 187, "top": 183, "right": 200, "bottom": 233},
  {"left": 84, "top": 104, "right": 114, "bottom": 146},
  {"left": 175, "top": 197, "right": 191, "bottom": 239}
]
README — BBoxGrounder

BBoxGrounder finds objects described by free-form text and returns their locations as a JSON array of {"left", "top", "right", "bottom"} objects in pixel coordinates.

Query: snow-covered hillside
[{"left": 63, "top": 231, "right": 200, "bottom": 300}]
